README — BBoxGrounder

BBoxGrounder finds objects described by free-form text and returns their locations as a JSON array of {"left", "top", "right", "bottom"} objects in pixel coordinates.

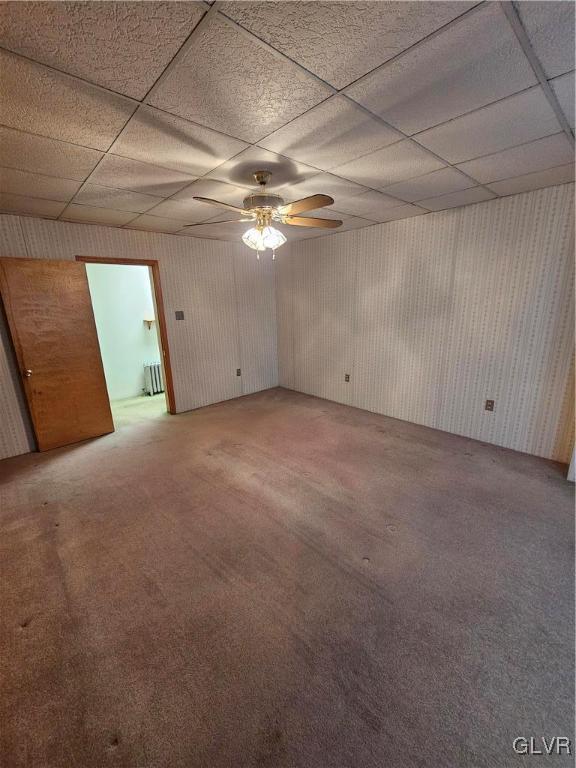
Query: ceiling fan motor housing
[{"left": 243, "top": 192, "right": 285, "bottom": 210}]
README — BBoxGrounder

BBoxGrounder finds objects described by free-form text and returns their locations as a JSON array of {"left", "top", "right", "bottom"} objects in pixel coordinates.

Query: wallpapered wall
[
  {"left": 0, "top": 215, "right": 278, "bottom": 460},
  {"left": 276, "top": 183, "right": 575, "bottom": 463}
]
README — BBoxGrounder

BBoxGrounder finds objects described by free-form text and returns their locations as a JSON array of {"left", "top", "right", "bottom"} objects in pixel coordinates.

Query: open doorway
[{"left": 77, "top": 256, "right": 176, "bottom": 429}]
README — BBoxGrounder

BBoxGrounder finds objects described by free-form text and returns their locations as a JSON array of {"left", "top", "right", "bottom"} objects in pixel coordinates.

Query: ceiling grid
[{"left": 0, "top": 0, "right": 573, "bottom": 240}]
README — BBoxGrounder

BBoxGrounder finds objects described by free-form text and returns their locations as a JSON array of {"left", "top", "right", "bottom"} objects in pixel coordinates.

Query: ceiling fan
[{"left": 184, "top": 171, "right": 342, "bottom": 256}]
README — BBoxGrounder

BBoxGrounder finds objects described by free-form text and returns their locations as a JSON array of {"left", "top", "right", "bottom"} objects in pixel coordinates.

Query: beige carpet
[{"left": 0, "top": 388, "right": 573, "bottom": 767}]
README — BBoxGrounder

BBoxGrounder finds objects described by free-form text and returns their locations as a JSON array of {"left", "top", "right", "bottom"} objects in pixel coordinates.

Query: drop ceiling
[{"left": 0, "top": 0, "right": 573, "bottom": 242}]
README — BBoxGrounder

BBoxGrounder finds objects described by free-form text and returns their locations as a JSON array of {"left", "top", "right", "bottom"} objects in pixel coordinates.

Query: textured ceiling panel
[
  {"left": 0, "top": 192, "right": 66, "bottom": 218},
  {"left": 171, "top": 179, "right": 252, "bottom": 208},
  {"left": 0, "top": 1, "right": 206, "bottom": 99},
  {"left": 550, "top": 71, "right": 575, "bottom": 131},
  {"left": 486, "top": 163, "right": 575, "bottom": 197},
  {"left": 333, "top": 189, "right": 405, "bottom": 220},
  {"left": 207, "top": 146, "right": 319, "bottom": 191},
  {"left": 381, "top": 167, "right": 474, "bottom": 202},
  {"left": 144, "top": 197, "right": 218, "bottom": 224},
  {"left": 0, "top": 167, "right": 82, "bottom": 202},
  {"left": 0, "top": 50, "right": 137, "bottom": 150},
  {"left": 88, "top": 155, "right": 197, "bottom": 197},
  {"left": 219, "top": 1, "right": 474, "bottom": 88},
  {"left": 373, "top": 203, "right": 427, "bottom": 222},
  {"left": 178, "top": 219, "right": 250, "bottom": 241},
  {"left": 72, "top": 183, "right": 163, "bottom": 213},
  {"left": 258, "top": 95, "right": 401, "bottom": 170},
  {"left": 517, "top": 1, "right": 575, "bottom": 78},
  {"left": 415, "top": 86, "right": 561, "bottom": 163},
  {"left": 331, "top": 140, "right": 445, "bottom": 189},
  {"left": 0, "top": 127, "right": 103, "bottom": 181},
  {"left": 149, "top": 14, "right": 331, "bottom": 143},
  {"left": 109, "top": 106, "right": 248, "bottom": 176},
  {"left": 61, "top": 204, "right": 137, "bottom": 226},
  {"left": 124, "top": 214, "right": 188, "bottom": 234},
  {"left": 457, "top": 133, "right": 575, "bottom": 184},
  {"left": 345, "top": 3, "right": 537, "bottom": 135},
  {"left": 276, "top": 173, "right": 368, "bottom": 211},
  {"left": 418, "top": 186, "right": 496, "bottom": 211}
]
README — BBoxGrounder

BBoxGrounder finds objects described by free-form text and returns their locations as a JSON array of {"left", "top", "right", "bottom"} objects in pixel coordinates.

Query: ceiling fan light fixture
[
  {"left": 262, "top": 226, "right": 287, "bottom": 250},
  {"left": 242, "top": 225, "right": 286, "bottom": 253},
  {"left": 242, "top": 226, "right": 266, "bottom": 251}
]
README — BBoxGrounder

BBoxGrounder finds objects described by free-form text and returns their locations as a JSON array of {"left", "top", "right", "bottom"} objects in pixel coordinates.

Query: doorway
[{"left": 77, "top": 256, "right": 176, "bottom": 427}]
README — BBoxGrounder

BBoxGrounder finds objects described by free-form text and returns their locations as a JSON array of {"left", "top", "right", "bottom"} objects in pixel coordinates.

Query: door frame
[{"left": 76, "top": 256, "right": 176, "bottom": 415}]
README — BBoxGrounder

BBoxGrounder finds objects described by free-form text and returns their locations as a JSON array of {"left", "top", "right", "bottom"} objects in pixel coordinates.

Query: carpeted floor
[{"left": 0, "top": 388, "right": 573, "bottom": 768}]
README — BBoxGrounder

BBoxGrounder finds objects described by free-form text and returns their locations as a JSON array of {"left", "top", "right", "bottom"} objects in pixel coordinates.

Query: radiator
[{"left": 144, "top": 362, "right": 164, "bottom": 396}]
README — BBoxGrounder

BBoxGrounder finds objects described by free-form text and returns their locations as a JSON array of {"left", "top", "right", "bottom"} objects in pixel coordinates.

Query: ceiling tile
[
  {"left": 0, "top": 126, "right": 103, "bottom": 181},
  {"left": 276, "top": 173, "right": 368, "bottom": 211},
  {"left": 219, "top": 1, "right": 474, "bottom": 89},
  {"left": 109, "top": 106, "right": 248, "bottom": 176},
  {"left": 178, "top": 219, "right": 249, "bottom": 241},
  {"left": 72, "top": 183, "right": 162, "bottom": 213},
  {"left": 415, "top": 86, "right": 561, "bottom": 163},
  {"left": 144, "top": 197, "right": 217, "bottom": 224},
  {"left": 0, "top": 167, "right": 82, "bottom": 202},
  {"left": 333, "top": 189, "right": 404, "bottom": 220},
  {"left": 0, "top": 192, "right": 66, "bottom": 218},
  {"left": 457, "top": 133, "right": 575, "bottom": 184},
  {"left": 517, "top": 1, "right": 575, "bottom": 79},
  {"left": 374, "top": 203, "right": 427, "bottom": 223},
  {"left": 61, "top": 204, "right": 137, "bottom": 226},
  {"left": 258, "top": 95, "right": 401, "bottom": 170},
  {"left": 418, "top": 186, "right": 496, "bottom": 212},
  {"left": 550, "top": 71, "right": 575, "bottom": 131},
  {"left": 125, "top": 215, "right": 187, "bottom": 234},
  {"left": 0, "top": 1, "right": 206, "bottom": 99},
  {"left": 207, "top": 146, "right": 319, "bottom": 191},
  {"left": 0, "top": 50, "right": 137, "bottom": 150},
  {"left": 171, "top": 179, "right": 250, "bottom": 208},
  {"left": 346, "top": 3, "right": 536, "bottom": 135},
  {"left": 88, "top": 155, "right": 197, "bottom": 198},
  {"left": 148, "top": 13, "right": 331, "bottom": 143},
  {"left": 486, "top": 164, "right": 575, "bottom": 197},
  {"left": 381, "top": 167, "right": 474, "bottom": 202},
  {"left": 331, "top": 140, "right": 445, "bottom": 189}
]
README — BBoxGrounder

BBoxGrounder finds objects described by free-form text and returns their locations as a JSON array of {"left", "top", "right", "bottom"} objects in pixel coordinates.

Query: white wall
[
  {"left": 276, "top": 183, "right": 575, "bottom": 463},
  {"left": 0, "top": 214, "right": 278, "bottom": 459},
  {"left": 86, "top": 263, "right": 161, "bottom": 401}
]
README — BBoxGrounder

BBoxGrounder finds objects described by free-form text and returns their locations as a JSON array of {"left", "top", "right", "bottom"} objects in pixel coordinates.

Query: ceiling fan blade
[
  {"left": 284, "top": 215, "right": 342, "bottom": 229},
  {"left": 193, "top": 196, "right": 249, "bottom": 216},
  {"left": 182, "top": 217, "right": 253, "bottom": 228},
  {"left": 278, "top": 194, "right": 334, "bottom": 216}
]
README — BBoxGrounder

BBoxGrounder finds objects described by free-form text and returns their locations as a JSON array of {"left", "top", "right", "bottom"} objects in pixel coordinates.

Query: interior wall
[
  {"left": 276, "top": 183, "right": 575, "bottom": 463},
  {"left": 0, "top": 215, "right": 278, "bottom": 460},
  {"left": 86, "top": 263, "right": 161, "bottom": 400}
]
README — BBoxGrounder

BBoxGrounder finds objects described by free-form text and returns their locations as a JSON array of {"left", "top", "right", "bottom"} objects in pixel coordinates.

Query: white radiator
[{"left": 144, "top": 362, "right": 164, "bottom": 396}]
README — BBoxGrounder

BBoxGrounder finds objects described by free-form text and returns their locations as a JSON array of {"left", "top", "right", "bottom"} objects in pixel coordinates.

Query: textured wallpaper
[
  {"left": 0, "top": 215, "right": 278, "bottom": 460},
  {"left": 276, "top": 184, "right": 575, "bottom": 462}
]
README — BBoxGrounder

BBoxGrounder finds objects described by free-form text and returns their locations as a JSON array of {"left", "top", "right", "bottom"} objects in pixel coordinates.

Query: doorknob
[{"left": 23, "top": 369, "right": 32, "bottom": 378}]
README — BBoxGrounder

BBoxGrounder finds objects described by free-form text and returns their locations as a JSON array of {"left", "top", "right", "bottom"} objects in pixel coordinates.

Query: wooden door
[{"left": 0, "top": 257, "right": 114, "bottom": 451}]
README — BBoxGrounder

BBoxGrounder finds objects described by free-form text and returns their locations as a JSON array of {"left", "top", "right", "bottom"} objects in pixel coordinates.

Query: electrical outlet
[
  {"left": 344, "top": 373, "right": 350, "bottom": 382},
  {"left": 236, "top": 368, "right": 241, "bottom": 377},
  {"left": 485, "top": 399, "right": 495, "bottom": 412},
  {"left": 175, "top": 310, "right": 184, "bottom": 320}
]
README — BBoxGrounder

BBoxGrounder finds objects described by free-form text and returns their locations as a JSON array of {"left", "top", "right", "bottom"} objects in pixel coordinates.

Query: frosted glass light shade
[
  {"left": 262, "top": 226, "right": 287, "bottom": 250},
  {"left": 242, "top": 226, "right": 286, "bottom": 251},
  {"left": 242, "top": 227, "right": 265, "bottom": 251}
]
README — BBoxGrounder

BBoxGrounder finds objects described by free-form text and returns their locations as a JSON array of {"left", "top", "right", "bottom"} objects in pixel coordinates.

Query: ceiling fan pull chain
[{"left": 272, "top": 250, "right": 276, "bottom": 260}]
